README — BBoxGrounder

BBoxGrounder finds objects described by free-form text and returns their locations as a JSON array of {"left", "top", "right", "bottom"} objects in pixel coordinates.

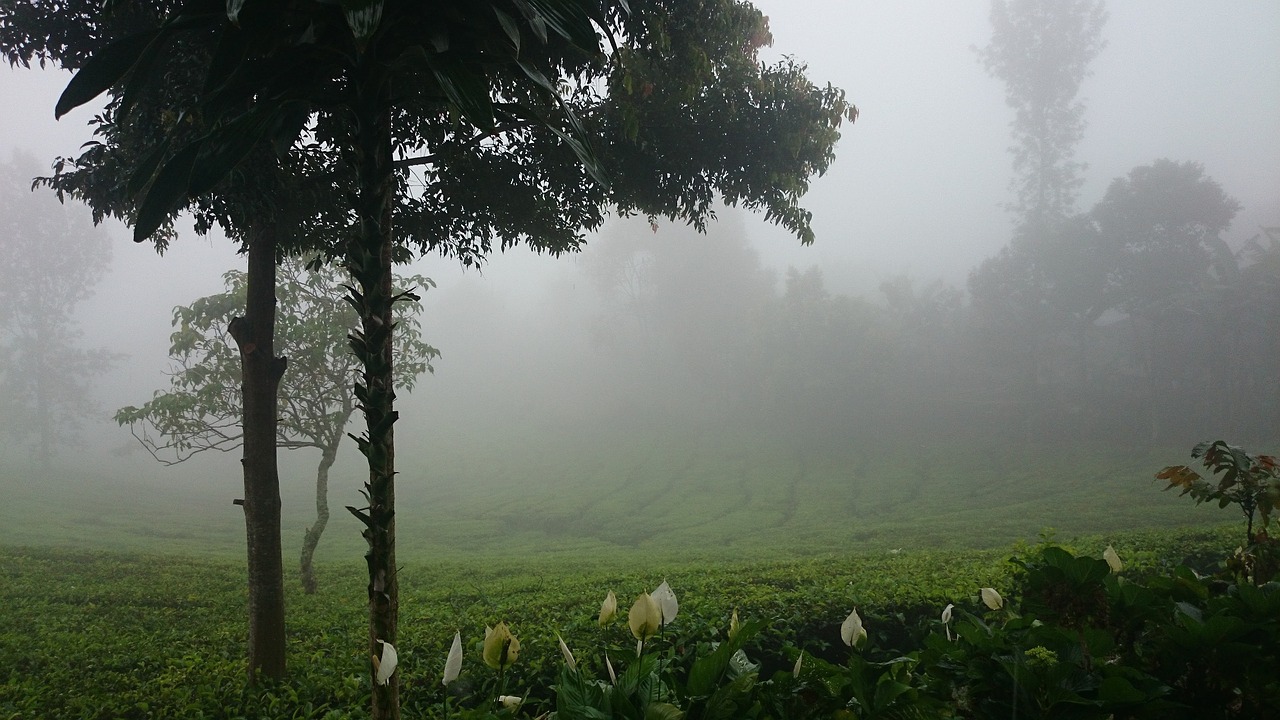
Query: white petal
[
  {"left": 941, "top": 603, "right": 954, "bottom": 624},
  {"left": 599, "top": 589, "right": 617, "bottom": 626},
  {"left": 1103, "top": 545, "right": 1123, "bottom": 573},
  {"left": 652, "top": 580, "right": 679, "bottom": 624},
  {"left": 498, "top": 695, "right": 523, "bottom": 710},
  {"left": 981, "top": 587, "right": 1003, "bottom": 611},
  {"left": 840, "top": 608, "right": 866, "bottom": 647},
  {"left": 792, "top": 651, "right": 804, "bottom": 679},
  {"left": 605, "top": 652, "right": 617, "bottom": 685},
  {"left": 376, "top": 640, "right": 398, "bottom": 686},
  {"left": 557, "top": 633, "right": 577, "bottom": 672},
  {"left": 442, "top": 631, "right": 462, "bottom": 686}
]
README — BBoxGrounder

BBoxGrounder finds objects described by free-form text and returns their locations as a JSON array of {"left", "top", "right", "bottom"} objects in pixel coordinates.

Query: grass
[
  {"left": 0, "top": 524, "right": 1241, "bottom": 719},
  {"left": 0, "top": 429, "right": 1250, "bottom": 717},
  {"left": 0, "top": 427, "right": 1226, "bottom": 562}
]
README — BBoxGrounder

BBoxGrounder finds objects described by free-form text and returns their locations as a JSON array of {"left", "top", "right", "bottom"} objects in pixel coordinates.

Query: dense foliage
[{"left": 2, "top": 524, "right": 1266, "bottom": 719}]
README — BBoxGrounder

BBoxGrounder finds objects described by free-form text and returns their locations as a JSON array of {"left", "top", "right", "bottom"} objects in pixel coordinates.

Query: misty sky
[{"left": 1, "top": 1, "right": 1278, "bottom": 459}]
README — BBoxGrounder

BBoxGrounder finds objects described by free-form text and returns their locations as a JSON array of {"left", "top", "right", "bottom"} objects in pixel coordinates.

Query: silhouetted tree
[
  {"left": 0, "top": 152, "right": 113, "bottom": 461},
  {"left": 978, "top": 0, "right": 1107, "bottom": 231},
  {"left": 1093, "top": 159, "right": 1241, "bottom": 442}
]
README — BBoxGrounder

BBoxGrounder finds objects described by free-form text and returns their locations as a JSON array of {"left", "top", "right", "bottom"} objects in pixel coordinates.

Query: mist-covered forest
[{"left": 1, "top": 0, "right": 1279, "bottom": 718}]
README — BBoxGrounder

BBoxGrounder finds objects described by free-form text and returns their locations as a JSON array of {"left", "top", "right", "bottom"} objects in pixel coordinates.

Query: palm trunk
[
  {"left": 346, "top": 57, "right": 400, "bottom": 720},
  {"left": 300, "top": 432, "right": 341, "bottom": 594},
  {"left": 229, "top": 221, "right": 288, "bottom": 681}
]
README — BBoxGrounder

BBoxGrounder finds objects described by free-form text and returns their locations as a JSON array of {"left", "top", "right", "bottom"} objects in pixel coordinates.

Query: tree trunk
[
  {"left": 229, "top": 222, "right": 288, "bottom": 682},
  {"left": 346, "top": 58, "right": 400, "bottom": 720},
  {"left": 300, "top": 433, "right": 341, "bottom": 594}
]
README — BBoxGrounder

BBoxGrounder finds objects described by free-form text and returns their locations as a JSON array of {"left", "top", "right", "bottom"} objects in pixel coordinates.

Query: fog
[{"left": 2, "top": 2, "right": 1278, "bottom": 552}]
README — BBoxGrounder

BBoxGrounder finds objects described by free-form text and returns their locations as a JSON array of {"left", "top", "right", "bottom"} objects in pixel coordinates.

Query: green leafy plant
[{"left": 1157, "top": 440, "right": 1280, "bottom": 583}]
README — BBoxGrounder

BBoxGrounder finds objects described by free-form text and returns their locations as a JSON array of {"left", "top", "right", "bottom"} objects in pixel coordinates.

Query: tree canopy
[
  {"left": 115, "top": 258, "right": 438, "bottom": 593},
  {"left": 24, "top": 1, "right": 855, "bottom": 712}
]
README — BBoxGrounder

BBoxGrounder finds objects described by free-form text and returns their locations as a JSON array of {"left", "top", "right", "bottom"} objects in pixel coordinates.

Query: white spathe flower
[
  {"left": 792, "top": 650, "right": 804, "bottom": 679},
  {"left": 628, "top": 592, "right": 662, "bottom": 641},
  {"left": 840, "top": 607, "right": 867, "bottom": 648},
  {"left": 497, "top": 695, "right": 523, "bottom": 710},
  {"left": 980, "top": 587, "right": 1004, "bottom": 611},
  {"left": 483, "top": 622, "right": 520, "bottom": 669},
  {"left": 442, "top": 631, "right": 462, "bottom": 686},
  {"left": 557, "top": 633, "right": 577, "bottom": 672},
  {"left": 605, "top": 652, "right": 617, "bottom": 685},
  {"left": 1103, "top": 545, "right": 1124, "bottom": 573},
  {"left": 652, "top": 580, "right": 679, "bottom": 625},
  {"left": 599, "top": 589, "right": 618, "bottom": 626},
  {"left": 374, "top": 640, "right": 397, "bottom": 686},
  {"left": 941, "top": 603, "right": 955, "bottom": 642}
]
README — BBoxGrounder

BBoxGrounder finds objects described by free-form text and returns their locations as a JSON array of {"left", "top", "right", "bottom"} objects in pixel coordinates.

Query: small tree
[
  {"left": 115, "top": 257, "right": 437, "bottom": 593},
  {"left": 0, "top": 151, "right": 114, "bottom": 461},
  {"left": 1157, "top": 440, "right": 1280, "bottom": 583}
]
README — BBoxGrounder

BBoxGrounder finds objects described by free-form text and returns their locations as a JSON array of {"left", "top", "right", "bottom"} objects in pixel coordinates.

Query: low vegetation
[
  {"left": 0, "top": 523, "right": 1261, "bottom": 719},
  {"left": 2, "top": 440, "right": 1275, "bottom": 718}
]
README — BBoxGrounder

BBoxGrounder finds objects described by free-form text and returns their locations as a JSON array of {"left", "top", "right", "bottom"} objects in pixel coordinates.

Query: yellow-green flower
[
  {"left": 728, "top": 608, "right": 741, "bottom": 639},
  {"left": 599, "top": 590, "right": 617, "bottom": 626},
  {"left": 482, "top": 622, "right": 520, "bottom": 670},
  {"left": 628, "top": 592, "right": 662, "bottom": 641}
]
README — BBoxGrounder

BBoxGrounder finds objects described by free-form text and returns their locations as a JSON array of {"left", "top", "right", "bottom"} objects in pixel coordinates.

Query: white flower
[
  {"left": 728, "top": 608, "right": 741, "bottom": 639},
  {"left": 941, "top": 603, "right": 955, "bottom": 641},
  {"left": 1103, "top": 545, "right": 1123, "bottom": 573},
  {"left": 652, "top": 580, "right": 679, "bottom": 625},
  {"left": 442, "top": 631, "right": 462, "bottom": 686},
  {"left": 792, "top": 650, "right": 804, "bottom": 679},
  {"left": 605, "top": 652, "right": 617, "bottom": 685},
  {"left": 598, "top": 589, "right": 618, "bottom": 626},
  {"left": 374, "top": 640, "right": 397, "bottom": 686},
  {"left": 980, "top": 587, "right": 1004, "bottom": 611},
  {"left": 497, "top": 695, "right": 523, "bottom": 710},
  {"left": 840, "top": 607, "right": 867, "bottom": 648},
  {"left": 628, "top": 592, "right": 662, "bottom": 641},
  {"left": 557, "top": 633, "right": 577, "bottom": 672}
]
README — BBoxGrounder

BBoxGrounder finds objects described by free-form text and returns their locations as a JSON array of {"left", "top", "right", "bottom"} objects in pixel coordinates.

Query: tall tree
[
  {"left": 50, "top": 2, "right": 854, "bottom": 716},
  {"left": 971, "top": 0, "right": 1107, "bottom": 440},
  {"left": 115, "top": 257, "right": 437, "bottom": 593},
  {"left": 0, "top": 151, "right": 113, "bottom": 461},
  {"left": 1092, "top": 159, "right": 1241, "bottom": 442},
  {"left": 978, "top": 0, "right": 1107, "bottom": 232},
  {"left": 3, "top": 0, "right": 368, "bottom": 681}
]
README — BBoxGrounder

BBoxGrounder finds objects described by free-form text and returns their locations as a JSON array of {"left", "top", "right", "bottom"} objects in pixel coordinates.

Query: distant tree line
[{"left": 585, "top": 162, "right": 1279, "bottom": 451}]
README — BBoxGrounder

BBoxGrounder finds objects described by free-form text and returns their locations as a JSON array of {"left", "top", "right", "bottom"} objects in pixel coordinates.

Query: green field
[
  {"left": 0, "top": 430, "right": 1236, "bottom": 562},
  {"left": 0, "top": 434, "right": 1256, "bottom": 718}
]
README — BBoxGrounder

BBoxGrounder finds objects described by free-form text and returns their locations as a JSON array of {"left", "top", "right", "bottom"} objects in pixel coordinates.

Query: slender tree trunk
[
  {"left": 300, "top": 432, "right": 342, "bottom": 594},
  {"left": 346, "top": 58, "right": 400, "bottom": 720},
  {"left": 229, "top": 222, "right": 288, "bottom": 682}
]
